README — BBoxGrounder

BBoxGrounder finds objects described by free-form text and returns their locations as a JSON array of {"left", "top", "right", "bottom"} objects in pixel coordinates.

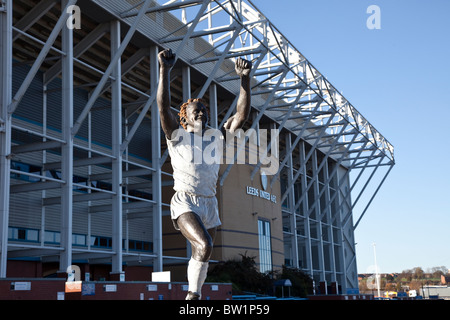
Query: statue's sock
[{"left": 187, "top": 257, "right": 209, "bottom": 297}]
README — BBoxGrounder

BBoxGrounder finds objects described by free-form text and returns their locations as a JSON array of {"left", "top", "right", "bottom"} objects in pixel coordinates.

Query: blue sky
[{"left": 253, "top": 0, "right": 450, "bottom": 273}]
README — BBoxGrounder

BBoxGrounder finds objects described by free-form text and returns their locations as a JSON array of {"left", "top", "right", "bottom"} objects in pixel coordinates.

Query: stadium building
[{"left": 0, "top": 0, "right": 394, "bottom": 295}]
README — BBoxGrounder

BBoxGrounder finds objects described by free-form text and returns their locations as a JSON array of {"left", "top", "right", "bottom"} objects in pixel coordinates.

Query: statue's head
[{"left": 178, "top": 98, "right": 209, "bottom": 132}]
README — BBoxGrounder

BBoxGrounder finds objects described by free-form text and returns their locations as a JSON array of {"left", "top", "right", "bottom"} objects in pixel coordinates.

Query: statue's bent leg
[
  {"left": 176, "top": 211, "right": 215, "bottom": 261},
  {"left": 176, "top": 211, "right": 216, "bottom": 299}
]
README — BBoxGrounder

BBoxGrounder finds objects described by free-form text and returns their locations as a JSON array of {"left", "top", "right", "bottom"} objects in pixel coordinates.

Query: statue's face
[{"left": 185, "top": 101, "right": 208, "bottom": 132}]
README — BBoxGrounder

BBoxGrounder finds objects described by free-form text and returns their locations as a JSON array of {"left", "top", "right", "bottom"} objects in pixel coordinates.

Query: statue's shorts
[{"left": 170, "top": 191, "right": 222, "bottom": 231}]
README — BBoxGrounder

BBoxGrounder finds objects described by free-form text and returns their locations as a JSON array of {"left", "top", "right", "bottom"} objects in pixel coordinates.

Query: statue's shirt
[{"left": 166, "top": 128, "right": 224, "bottom": 197}]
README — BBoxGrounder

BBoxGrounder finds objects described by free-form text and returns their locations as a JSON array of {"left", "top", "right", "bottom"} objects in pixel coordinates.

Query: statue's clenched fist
[
  {"left": 158, "top": 48, "right": 176, "bottom": 69},
  {"left": 235, "top": 57, "right": 252, "bottom": 77}
]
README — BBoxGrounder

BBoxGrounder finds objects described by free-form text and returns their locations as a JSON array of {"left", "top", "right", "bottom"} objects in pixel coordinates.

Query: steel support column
[
  {"left": 311, "top": 149, "right": 326, "bottom": 284},
  {"left": 285, "top": 133, "right": 299, "bottom": 268},
  {"left": 182, "top": 65, "right": 191, "bottom": 102},
  {"left": 182, "top": 63, "right": 192, "bottom": 259},
  {"left": 59, "top": 0, "right": 74, "bottom": 273},
  {"left": 322, "top": 156, "right": 337, "bottom": 284},
  {"left": 110, "top": 20, "right": 124, "bottom": 277},
  {"left": 298, "top": 140, "right": 313, "bottom": 277},
  {"left": 209, "top": 84, "right": 218, "bottom": 128},
  {"left": 0, "top": 0, "right": 12, "bottom": 278},
  {"left": 150, "top": 45, "right": 163, "bottom": 272}
]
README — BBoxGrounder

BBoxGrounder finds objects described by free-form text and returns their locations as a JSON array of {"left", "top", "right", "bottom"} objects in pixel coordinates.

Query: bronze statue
[{"left": 157, "top": 48, "right": 252, "bottom": 300}]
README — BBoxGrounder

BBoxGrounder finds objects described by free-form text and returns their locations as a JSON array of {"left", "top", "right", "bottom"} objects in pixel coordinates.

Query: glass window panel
[{"left": 258, "top": 219, "right": 273, "bottom": 273}]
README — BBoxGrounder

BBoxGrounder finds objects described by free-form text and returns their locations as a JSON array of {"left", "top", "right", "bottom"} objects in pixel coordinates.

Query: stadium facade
[{"left": 0, "top": 0, "right": 394, "bottom": 294}]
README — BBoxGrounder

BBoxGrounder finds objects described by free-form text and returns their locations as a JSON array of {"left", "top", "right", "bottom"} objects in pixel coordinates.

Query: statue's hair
[{"left": 178, "top": 98, "right": 209, "bottom": 129}]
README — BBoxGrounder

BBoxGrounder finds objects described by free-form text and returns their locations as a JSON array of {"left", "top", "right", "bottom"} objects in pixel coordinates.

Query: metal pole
[
  {"left": 311, "top": 149, "right": 326, "bottom": 284},
  {"left": 373, "top": 242, "right": 381, "bottom": 298},
  {"left": 323, "top": 155, "right": 336, "bottom": 283},
  {"left": 59, "top": 0, "right": 74, "bottom": 273},
  {"left": 182, "top": 63, "right": 192, "bottom": 260},
  {"left": 334, "top": 167, "right": 347, "bottom": 293},
  {"left": 41, "top": 84, "right": 48, "bottom": 247},
  {"left": 110, "top": 20, "right": 124, "bottom": 278},
  {"left": 182, "top": 65, "right": 191, "bottom": 102},
  {"left": 0, "top": 0, "right": 12, "bottom": 278},
  {"left": 150, "top": 45, "right": 163, "bottom": 272},
  {"left": 286, "top": 133, "right": 299, "bottom": 268},
  {"left": 209, "top": 84, "right": 218, "bottom": 129},
  {"left": 299, "top": 140, "right": 313, "bottom": 278}
]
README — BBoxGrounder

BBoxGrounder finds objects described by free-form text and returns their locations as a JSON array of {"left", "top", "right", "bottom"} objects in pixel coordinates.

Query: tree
[
  {"left": 277, "top": 265, "right": 313, "bottom": 298},
  {"left": 413, "top": 267, "right": 424, "bottom": 280},
  {"left": 429, "top": 266, "right": 448, "bottom": 279},
  {"left": 385, "top": 282, "right": 396, "bottom": 292},
  {"left": 206, "top": 254, "right": 313, "bottom": 297},
  {"left": 399, "top": 269, "right": 413, "bottom": 282},
  {"left": 409, "top": 280, "right": 422, "bottom": 292},
  {"left": 430, "top": 267, "right": 444, "bottom": 279},
  {"left": 206, "top": 253, "right": 272, "bottom": 295}
]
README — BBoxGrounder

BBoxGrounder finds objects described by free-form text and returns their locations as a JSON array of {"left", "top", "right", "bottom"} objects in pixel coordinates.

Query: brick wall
[{"left": 0, "top": 279, "right": 232, "bottom": 300}]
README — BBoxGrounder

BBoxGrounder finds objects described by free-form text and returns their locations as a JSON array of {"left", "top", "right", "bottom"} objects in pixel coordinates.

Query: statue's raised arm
[
  {"left": 223, "top": 57, "right": 252, "bottom": 133},
  {"left": 157, "top": 49, "right": 179, "bottom": 139}
]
